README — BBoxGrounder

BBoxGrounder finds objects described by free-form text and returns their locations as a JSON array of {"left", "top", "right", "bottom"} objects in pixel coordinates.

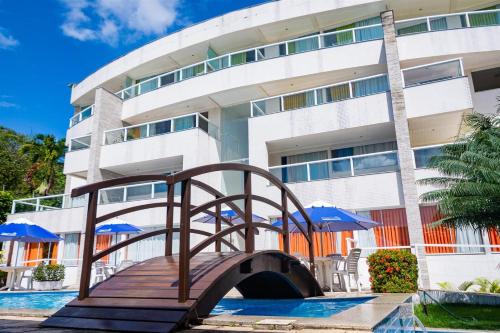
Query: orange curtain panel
[
  {"left": 23, "top": 242, "right": 58, "bottom": 266},
  {"left": 369, "top": 208, "right": 410, "bottom": 247},
  {"left": 95, "top": 235, "right": 112, "bottom": 264},
  {"left": 420, "top": 205, "right": 456, "bottom": 254},
  {"left": 488, "top": 228, "right": 500, "bottom": 252},
  {"left": 278, "top": 230, "right": 353, "bottom": 257}
]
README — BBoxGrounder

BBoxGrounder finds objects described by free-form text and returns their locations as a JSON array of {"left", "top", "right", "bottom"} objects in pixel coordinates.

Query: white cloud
[
  {"left": 0, "top": 101, "right": 19, "bottom": 108},
  {"left": 59, "top": 0, "right": 180, "bottom": 46},
  {"left": 0, "top": 28, "right": 19, "bottom": 50}
]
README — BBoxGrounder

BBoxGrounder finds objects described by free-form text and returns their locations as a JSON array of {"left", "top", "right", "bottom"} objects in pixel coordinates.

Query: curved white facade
[{"left": 6, "top": 0, "right": 500, "bottom": 290}]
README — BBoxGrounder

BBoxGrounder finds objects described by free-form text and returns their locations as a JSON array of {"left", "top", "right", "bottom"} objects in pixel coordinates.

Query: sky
[{"left": 0, "top": 0, "right": 268, "bottom": 138}]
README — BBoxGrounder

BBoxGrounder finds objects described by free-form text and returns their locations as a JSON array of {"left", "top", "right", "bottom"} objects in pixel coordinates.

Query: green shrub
[
  {"left": 367, "top": 249, "right": 418, "bottom": 293},
  {"left": 32, "top": 263, "right": 65, "bottom": 282}
]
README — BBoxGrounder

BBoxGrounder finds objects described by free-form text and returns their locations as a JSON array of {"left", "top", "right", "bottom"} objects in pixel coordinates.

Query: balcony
[
  {"left": 115, "top": 24, "right": 383, "bottom": 101},
  {"left": 396, "top": 9, "right": 500, "bottom": 62},
  {"left": 403, "top": 59, "right": 472, "bottom": 118},
  {"left": 269, "top": 150, "right": 399, "bottom": 184},
  {"left": 69, "top": 105, "right": 94, "bottom": 128},
  {"left": 100, "top": 113, "right": 220, "bottom": 173},
  {"left": 64, "top": 136, "right": 91, "bottom": 176}
]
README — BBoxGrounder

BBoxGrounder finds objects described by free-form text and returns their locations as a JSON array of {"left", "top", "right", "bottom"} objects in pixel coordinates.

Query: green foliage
[
  {"left": 437, "top": 278, "right": 500, "bottom": 293},
  {"left": 21, "top": 134, "right": 66, "bottom": 196},
  {"left": 0, "top": 191, "right": 13, "bottom": 223},
  {"left": 367, "top": 249, "right": 418, "bottom": 293},
  {"left": 415, "top": 303, "right": 500, "bottom": 330},
  {"left": 419, "top": 113, "right": 500, "bottom": 230},
  {"left": 32, "top": 263, "right": 65, "bottom": 282},
  {"left": 0, "top": 127, "right": 30, "bottom": 195}
]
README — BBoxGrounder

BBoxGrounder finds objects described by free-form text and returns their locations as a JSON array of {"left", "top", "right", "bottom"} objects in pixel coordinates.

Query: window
[
  {"left": 62, "top": 233, "right": 80, "bottom": 266},
  {"left": 471, "top": 66, "right": 500, "bottom": 92},
  {"left": 69, "top": 135, "right": 91, "bottom": 151},
  {"left": 23, "top": 241, "right": 58, "bottom": 266}
]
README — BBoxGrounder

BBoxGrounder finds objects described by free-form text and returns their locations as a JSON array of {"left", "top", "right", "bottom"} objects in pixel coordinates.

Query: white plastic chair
[
  {"left": 94, "top": 261, "right": 110, "bottom": 284},
  {"left": 329, "top": 248, "right": 362, "bottom": 292}
]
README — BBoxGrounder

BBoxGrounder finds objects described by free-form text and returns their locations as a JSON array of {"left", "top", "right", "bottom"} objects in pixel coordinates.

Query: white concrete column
[
  {"left": 381, "top": 10, "right": 430, "bottom": 289},
  {"left": 87, "top": 88, "right": 124, "bottom": 183}
]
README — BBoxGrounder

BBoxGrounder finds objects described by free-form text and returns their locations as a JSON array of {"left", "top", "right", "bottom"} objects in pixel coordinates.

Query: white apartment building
[{"left": 5, "top": 0, "right": 500, "bottom": 290}]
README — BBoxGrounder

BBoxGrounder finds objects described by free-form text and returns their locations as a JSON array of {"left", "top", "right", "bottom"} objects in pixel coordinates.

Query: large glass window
[
  {"left": 69, "top": 135, "right": 91, "bottom": 151},
  {"left": 62, "top": 233, "right": 80, "bottom": 266}
]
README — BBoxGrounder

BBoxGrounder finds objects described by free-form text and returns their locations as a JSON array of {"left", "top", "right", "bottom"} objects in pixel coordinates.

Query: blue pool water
[
  {"left": 211, "top": 297, "right": 375, "bottom": 318},
  {"left": 0, "top": 291, "right": 78, "bottom": 310}
]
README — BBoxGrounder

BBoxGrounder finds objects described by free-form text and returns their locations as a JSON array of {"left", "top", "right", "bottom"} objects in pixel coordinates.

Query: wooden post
[
  {"left": 178, "top": 178, "right": 191, "bottom": 303},
  {"left": 165, "top": 182, "right": 175, "bottom": 256},
  {"left": 281, "top": 188, "right": 290, "bottom": 254},
  {"left": 215, "top": 201, "right": 222, "bottom": 252},
  {"left": 307, "top": 220, "right": 315, "bottom": 276},
  {"left": 243, "top": 171, "right": 254, "bottom": 253},
  {"left": 79, "top": 191, "right": 98, "bottom": 300}
]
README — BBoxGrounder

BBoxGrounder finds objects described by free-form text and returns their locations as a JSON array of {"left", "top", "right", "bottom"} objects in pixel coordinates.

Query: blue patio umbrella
[
  {"left": 272, "top": 201, "right": 379, "bottom": 256},
  {"left": 0, "top": 218, "right": 62, "bottom": 266},
  {"left": 194, "top": 209, "right": 266, "bottom": 224},
  {"left": 95, "top": 220, "right": 142, "bottom": 265}
]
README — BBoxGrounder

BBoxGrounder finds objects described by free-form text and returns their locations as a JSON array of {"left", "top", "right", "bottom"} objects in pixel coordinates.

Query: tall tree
[
  {"left": 419, "top": 112, "right": 500, "bottom": 230},
  {"left": 21, "top": 134, "right": 66, "bottom": 196},
  {"left": 0, "top": 127, "right": 29, "bottom": 194}
]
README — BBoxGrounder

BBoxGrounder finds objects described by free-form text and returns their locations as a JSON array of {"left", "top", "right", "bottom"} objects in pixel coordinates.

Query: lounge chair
[{"left": 329, "top": 248, "right": 362, "bottom": 292}]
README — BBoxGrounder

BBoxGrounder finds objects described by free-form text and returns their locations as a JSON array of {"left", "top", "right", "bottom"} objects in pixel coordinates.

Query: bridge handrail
[
  {"left": 189, "top": 222, "right": 284, "bottom": 259},
  {"left": 93, "top": 227, "right": 238, "bottom": 263}
]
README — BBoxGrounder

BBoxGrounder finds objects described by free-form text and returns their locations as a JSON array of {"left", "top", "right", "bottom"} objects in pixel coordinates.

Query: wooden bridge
[{"left": 42, "top": 163, "right": 323, "bottom": 332}]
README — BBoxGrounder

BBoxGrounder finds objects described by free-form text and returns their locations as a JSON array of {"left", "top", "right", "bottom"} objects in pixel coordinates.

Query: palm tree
[
  {"left": 418, "top": 112, "right": 500, "bottom": 230},
  {"left": 21, "top": 134, "right": 66, "bottom": 196}
]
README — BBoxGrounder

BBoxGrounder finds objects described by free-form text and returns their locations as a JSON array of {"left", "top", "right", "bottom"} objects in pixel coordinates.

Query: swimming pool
[
  {"left": 0, "top": 291, "right": 78, "bottom": 311},
  {"left": 0, "top": 292, "right": 372, "bottom": 318},
  {"left": 211, "top": 297, "right": 375, "bottom": 318}
]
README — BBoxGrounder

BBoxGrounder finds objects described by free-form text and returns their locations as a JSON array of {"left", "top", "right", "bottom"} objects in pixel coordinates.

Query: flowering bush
[
  {"left": 33, "top": 263, "right": 65, "bottom": 282},
  {"left": 367, "top": 249, "right": 418, "bottom": 293}
]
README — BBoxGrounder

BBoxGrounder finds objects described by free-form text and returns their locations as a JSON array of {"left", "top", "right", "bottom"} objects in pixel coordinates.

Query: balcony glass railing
[
  {"left": 413, "top": 144, "right": 444, "bottom": 169},
  {"left": 103, "top": 113, "right": 218, "bottom": 145},
  {"left": 395, "top": 8, "right": 500, "bottom": 36},
  {"left": 269, "top": 150, "right": 399, "bottom": 184},
  {"left": 402, "top": 58, "right": 464, "bottom": 88},
  {"left": 69, "top": 105, "right": 94, "bottom": 128},
  {"left": 11, "top": 181, "right": 182, "bottom": 214},
  {"left": 251, "top": 74, "right": 389, "bottom": 117},
  {"left": 68, "top": 135, "right": 91, "bottom": 152},
  {"left": 115, "top": 24, "right": 383, "bottom": 100}
]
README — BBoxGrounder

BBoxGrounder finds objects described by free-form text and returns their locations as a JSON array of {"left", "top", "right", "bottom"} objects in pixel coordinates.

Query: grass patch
[{"left": 415, "top": 303, "right": 500, "bottom": 331}]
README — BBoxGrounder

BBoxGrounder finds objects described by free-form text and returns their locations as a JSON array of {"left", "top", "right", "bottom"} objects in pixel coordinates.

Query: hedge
[{"left": 367, "top": 249, "right": 418, "bottom": 293}]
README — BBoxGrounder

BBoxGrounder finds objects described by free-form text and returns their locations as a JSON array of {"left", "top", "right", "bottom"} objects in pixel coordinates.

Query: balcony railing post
[
  {"left": 150, "top": 183, "right": 155, "bottom": 199},
  {"left": 178, "top": 178, "right": 191, "bottom": 303},
  {"left": 280, "top": 96, "right": 285, "bottom": 112},
  {"left": 11, "top": 201, "right": 16, "bottom": 214},
  {"left": 317, "top": 35, "right": 322, "bottom": 49},
  {"left": 79, "top": 190, "right": 98, "bottom": 300},
  {"left": 281, "top": 188, "right": 290, "bottom": 254},
  {"left": 352, "top": 29, "right": 356, "bottom": 43},
  {"left": 243, "top": 171, "right": 254, "bottom": 253},
  {"left": 306, "top": 163, "right": 311, "bottom": 181},
  {"left": 426, "top": 17, "right": 431, "bottom": 31},
  {"left": 465, "top": 13, "right": 471, "bottom": 27},
  {"left": 36, "top": 198, "right": 40, "bottom": 212},
  {"left": 350, "top": 157, "right": 355, "bottom": 176},
  {"left": 123, "top": 187, "right": 127, "bottom": 202},
  {"left": 348, "top": 82, "right": 353, "bottom": 98}
]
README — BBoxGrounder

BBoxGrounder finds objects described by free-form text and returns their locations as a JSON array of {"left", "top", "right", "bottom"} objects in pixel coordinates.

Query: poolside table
[
  {"left": 0, "top": 266, "right": 32, "bottom": 291},
  {"left": 315, "top": 256, "right": 344, "bottom": 291}
]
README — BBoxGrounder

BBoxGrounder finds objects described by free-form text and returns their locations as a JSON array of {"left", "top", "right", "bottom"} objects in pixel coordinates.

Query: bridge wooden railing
[{"left": 72, "top": 163, "right": 316, "bottom": 303}]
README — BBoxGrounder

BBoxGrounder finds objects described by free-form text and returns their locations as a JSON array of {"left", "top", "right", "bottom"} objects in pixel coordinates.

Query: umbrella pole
[
  {"left": 320, "top": 230, "right": 324, "bottom": 257},
  {"left": 6, "top": 241, "right": 14, "bottom": 266}
]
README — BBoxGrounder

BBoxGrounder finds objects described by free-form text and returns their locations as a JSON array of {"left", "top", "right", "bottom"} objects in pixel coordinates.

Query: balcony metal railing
[
  {"left": 251, "top": 74, "right": 389, "bottom": 117},
  {"left": 69, "top": 105, "right": 94, "bottom": 128},
  {"left": 395, "top": 8, "right": 500, "bottom": 36},
  {"left": 11, "top": 181, "right": 181, "bottom": 214},
  {"left": 401, "top": 58, "right": 464, "bottom": 88},
  {"left": 103, "top": 112, "right": 219, "bottom": 145},
  {"left": 269, "top": 150, "right": 399, "bottom": 184},
  {"left": 115, "top": 23, "right": 383, "bottom": 100},
  {"left": 68, "top": 135, "right": 91, "bottom": 152}
]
